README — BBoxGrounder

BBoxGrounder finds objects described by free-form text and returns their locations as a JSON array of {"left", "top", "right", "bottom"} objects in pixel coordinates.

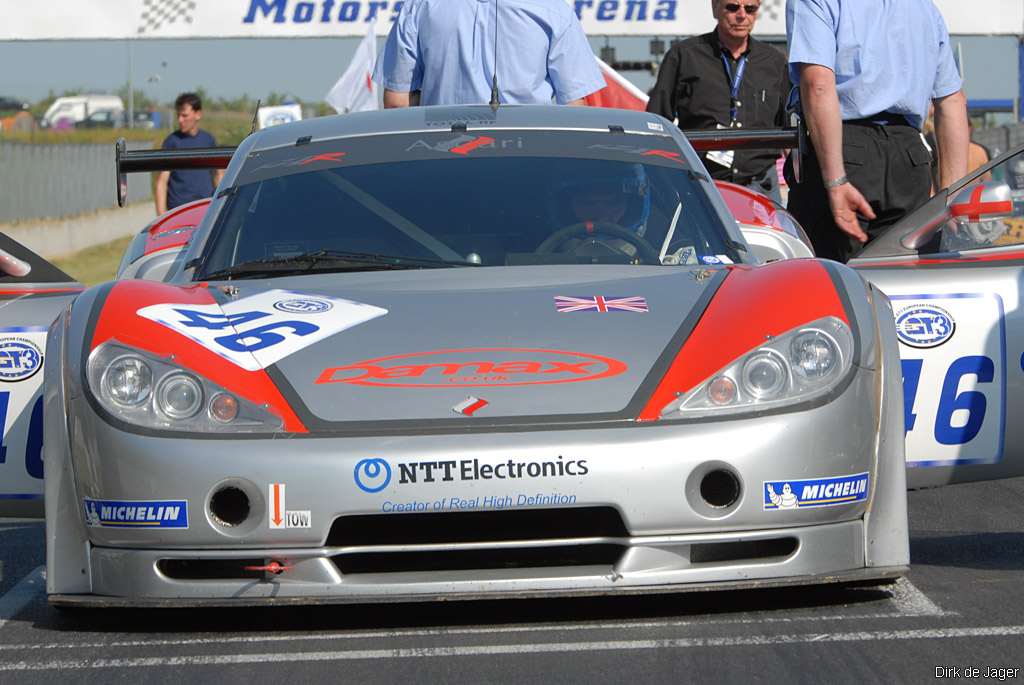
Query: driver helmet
[{"left": 548, "top": 163, "right": 651, "bottom": 237}]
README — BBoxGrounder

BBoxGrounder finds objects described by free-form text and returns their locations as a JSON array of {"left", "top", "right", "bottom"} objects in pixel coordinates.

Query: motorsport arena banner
[{"left": 1, "top": 0, "right": 1021, "bottom": 40}]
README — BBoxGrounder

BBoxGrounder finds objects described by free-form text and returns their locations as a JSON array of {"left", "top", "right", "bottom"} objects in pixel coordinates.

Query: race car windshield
[{"left": 198, "top": 153, "right": 743, "bottom": 277}]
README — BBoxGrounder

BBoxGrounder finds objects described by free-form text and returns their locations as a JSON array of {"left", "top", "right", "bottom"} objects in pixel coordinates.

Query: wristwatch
[{"left": 824, "top": 176, "right": 849, "bottom": 189}]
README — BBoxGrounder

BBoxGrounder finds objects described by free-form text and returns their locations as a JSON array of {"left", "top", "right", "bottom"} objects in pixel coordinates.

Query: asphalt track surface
[{"left": 1, "top": 477, "right": 1022, "bottom": 683}]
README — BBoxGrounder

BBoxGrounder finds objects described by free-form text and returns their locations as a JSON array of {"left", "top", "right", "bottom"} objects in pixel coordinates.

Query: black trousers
[{"left": 784, "top": 118, "right": 932, "bottom": 262}]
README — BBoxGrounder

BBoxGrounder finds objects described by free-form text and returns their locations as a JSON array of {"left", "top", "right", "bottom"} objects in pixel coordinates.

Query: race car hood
[{"left": 89, "top": 261, "right": 851, "bottom": 430}]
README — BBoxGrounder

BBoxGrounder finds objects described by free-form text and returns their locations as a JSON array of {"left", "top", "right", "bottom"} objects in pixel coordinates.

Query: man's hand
[{"left": 827, "top": 183, "right": 874, "bottom": 242}]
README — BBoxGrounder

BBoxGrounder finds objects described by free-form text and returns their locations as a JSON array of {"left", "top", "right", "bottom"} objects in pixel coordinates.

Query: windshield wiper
[{"left": 200, "top": 249, "right": 480, "bottom": 281}]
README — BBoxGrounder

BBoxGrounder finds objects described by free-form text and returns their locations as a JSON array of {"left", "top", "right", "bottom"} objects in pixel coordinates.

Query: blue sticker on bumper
[
  {"left": 763, "top": 473, "right": 869, "bottom": 510},
  {"left": 83, "top": 499, "right": 189, "bottom": 528}
]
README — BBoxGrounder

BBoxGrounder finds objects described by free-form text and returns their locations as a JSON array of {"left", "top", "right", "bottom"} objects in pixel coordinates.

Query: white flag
[{"left": 325, "top": 22, "right": 378, "bottom": 114}]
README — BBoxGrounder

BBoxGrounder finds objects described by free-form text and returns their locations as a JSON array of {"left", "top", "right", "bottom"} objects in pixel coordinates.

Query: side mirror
[
  {"left": 900, "top": 181, "right": 1014, "bottom": 250},
  {"left": 948, "top": 181, "right": 1014, "bottom": 223}
]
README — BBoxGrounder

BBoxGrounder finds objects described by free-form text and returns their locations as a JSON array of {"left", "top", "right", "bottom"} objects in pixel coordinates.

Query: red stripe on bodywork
[
  {"left": 1, "top": 287, "right": 85, "bottom": 295},
  {"left": 855, "top": 247, "right": 1024, "bottom": 267},
  {"left": 145, "top": 200, "right": 208, "bottom": 256},
  {"left": 90, "top": 280, "right": 306, "bottom": 433},
  {"left": 715, "top": 180, "right": 784, "bottom": 230},
  {"left": 637, "top": 260, "right": 849, "bottom": 421}
]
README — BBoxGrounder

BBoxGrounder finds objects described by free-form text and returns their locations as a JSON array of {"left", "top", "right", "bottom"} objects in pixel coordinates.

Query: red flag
[{"left": 584, "top": 57, "right": 649, "bottom": 111}]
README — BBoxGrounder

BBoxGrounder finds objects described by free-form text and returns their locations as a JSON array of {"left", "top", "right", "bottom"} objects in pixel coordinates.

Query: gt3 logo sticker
[
  {"left": 0, "top": 337, "right": 42, "bottom": 381},
  {"left": 138, "top": 289, "right": 387, "bottom": 371},
  {"left": 895, "top": 304, "right": 955, "bottom": 348},
  {"left": 763, "top": 473, "right": 869, "bottom": 510}
]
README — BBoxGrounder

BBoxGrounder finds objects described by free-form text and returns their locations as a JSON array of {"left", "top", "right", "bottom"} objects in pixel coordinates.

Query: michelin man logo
[{"left": 766, "top": 482, "right": 799, "bottom": 509}]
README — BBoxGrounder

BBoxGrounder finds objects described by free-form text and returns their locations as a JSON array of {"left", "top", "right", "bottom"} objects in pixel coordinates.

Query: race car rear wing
[
  {"left": 113, "top": 129, "right": 801, "bottom": 208},
  {"left": 115, "top": 137, "right": 235, "bottom": 207}
]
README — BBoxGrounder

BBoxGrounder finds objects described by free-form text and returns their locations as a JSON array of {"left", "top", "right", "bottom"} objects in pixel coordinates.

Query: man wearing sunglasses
[
  {"left": 784, "top": 0, "right": 968, "bottom": 263},
  {"left": 647, "top": 0, "right": 789, "bottom": 202}
]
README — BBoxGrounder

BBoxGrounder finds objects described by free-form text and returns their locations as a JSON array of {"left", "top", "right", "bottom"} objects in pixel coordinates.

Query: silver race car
[{"left": 0, "top": 105, "right": 1015, "bottom": 607}]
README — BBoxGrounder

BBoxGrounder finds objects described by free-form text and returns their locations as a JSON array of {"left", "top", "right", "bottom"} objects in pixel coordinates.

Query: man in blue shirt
[
  {"left": 372, "top": 0, "right": 605, "bottom": 108},
  {"left": 784, "top": 0, "right": 968, "bottom": 262},
  {"left": 155, "top": 93, "right": 224, "bottom": 215}
]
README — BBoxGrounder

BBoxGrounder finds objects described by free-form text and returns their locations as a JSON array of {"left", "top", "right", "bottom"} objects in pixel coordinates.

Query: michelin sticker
[
  {"left": 83, "top": 499, "right": 188, "bottom": 528},
  {"left": 763, "top": 472, "right": 869, "bottom": 510},
  {"left": 137, "top": 289, "right": 387, "bottom": 371},
  {"left": 892, "top": 293, "right": 1005, "bottom": 467}
]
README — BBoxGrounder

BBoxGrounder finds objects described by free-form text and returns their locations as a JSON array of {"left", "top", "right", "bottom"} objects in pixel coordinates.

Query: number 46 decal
[
  {"left": 902, "top": 355, "right": 994, "bottom": 446},
  {"left": 0, "top": 391, "right": 44, "bottom": 479}
]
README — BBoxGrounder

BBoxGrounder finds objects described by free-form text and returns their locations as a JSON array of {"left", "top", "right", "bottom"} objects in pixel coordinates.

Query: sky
[{"left": 0, "top": 33, "right": 1020, "bottom": 119}]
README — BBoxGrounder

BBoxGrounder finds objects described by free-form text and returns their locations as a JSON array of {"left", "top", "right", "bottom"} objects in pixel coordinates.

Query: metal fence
[
  {"left": 973, "top": 122, "right": 1024, "bottom": 158},
  {"left": 0, "top": 139, "right": 153, "bottom": 224}
]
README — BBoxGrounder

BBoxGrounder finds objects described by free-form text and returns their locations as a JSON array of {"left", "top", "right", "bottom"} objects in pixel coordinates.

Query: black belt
[{"left": 844, "top": 112, "right": 912, "bottom": 127}]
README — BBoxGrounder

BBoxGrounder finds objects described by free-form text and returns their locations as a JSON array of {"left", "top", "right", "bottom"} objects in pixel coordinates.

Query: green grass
[{"left": 51, "top": 235, "right": 134, "bottom": 287}]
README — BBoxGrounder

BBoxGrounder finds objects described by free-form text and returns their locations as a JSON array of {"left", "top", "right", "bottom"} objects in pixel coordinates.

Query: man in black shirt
[{"left": 647, "top": 1, "right": 789, "bottom": 201}]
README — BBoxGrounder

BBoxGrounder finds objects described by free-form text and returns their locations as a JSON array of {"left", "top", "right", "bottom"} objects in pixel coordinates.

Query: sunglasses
[{"left": 722, "top": 3, "right": 759, "bottom": 13}]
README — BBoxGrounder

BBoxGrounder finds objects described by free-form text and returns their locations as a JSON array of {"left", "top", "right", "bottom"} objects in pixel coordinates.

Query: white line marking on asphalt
[
  {"left": 889, "top": 577, "right": 947, "bottom": 616},
  {"left": 0, "top": 565, "right": 44, "bottom": 630},
  {"left": 2, "top": 625, "right": 1023, "bottom": 671}
]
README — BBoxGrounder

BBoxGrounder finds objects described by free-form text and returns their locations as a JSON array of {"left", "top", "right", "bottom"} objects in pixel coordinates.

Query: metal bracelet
[{"left": 824, "top": 175, "right": 849, "bottom": 189}]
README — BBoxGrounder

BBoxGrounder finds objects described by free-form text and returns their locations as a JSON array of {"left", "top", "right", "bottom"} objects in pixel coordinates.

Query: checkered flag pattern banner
[
  {"left": 761, "top": 0, "right": 783, "bottom": 22},
  {"left": 138, "top": 0, "right": 196, "bottom": 35}
]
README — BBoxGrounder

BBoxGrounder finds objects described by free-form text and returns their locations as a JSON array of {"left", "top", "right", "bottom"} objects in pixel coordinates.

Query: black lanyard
[{"left": 721, "top": 52, "right": 747, "bottom": 126}]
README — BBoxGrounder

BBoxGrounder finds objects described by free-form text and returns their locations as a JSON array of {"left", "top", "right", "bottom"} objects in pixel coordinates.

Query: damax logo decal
[
  {"left": 317, "top": 348, "right": 627, "bottom": 387},
  {"left": 895, "top": 304, "right": 955, "bottom": 348}
]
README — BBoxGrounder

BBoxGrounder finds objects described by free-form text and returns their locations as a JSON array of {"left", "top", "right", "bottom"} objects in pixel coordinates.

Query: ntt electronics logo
[
  {"left": 354, "top": 458, "right": 392, "bottom": 493},
  {"left": 895, "top": 304, "right": 955, "bottom": 348},
  {"left": 354, "top": 457, "right": 590, "bottom": 492},
  {"left": 273, "top": 297, "right": 333, "bottom": 314}
]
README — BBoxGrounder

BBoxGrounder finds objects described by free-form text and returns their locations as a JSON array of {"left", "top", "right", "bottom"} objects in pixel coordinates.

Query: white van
[{"left": 43, "top": 94, "right": 124, "bottom": 128}]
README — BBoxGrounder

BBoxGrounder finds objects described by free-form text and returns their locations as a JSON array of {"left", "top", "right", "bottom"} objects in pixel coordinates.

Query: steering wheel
[{"left": 535, "top": 222, "right": 662, "bottom": 265}]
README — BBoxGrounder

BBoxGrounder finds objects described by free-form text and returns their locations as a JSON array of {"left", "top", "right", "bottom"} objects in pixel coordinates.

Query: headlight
[
  {"left": 102, "top": 355, "right": 153, "bottom": 406},
  {"left": 87, "top": 342, "right": 283, "bottom": 433},
  {"left": 155, "top": 373, "right": 204, "bottom": 419},
  {"left": 659, "top": 316, "right": 854, "bottom": 418}
]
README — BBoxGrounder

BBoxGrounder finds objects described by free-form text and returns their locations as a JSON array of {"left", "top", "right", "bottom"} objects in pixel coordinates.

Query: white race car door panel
[
  {"left": 0, "top": 235, "right": 82, "bottom": 517},
  {"left": 852, "top": 143, "right": 1024, "bottom": 488}
]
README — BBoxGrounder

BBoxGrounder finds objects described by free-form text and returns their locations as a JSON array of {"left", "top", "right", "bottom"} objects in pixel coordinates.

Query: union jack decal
[{"left": 554, "top": 296, "right": 648, "bottom": 313}]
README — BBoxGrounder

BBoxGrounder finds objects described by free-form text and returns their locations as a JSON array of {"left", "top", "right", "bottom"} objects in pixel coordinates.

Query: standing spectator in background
[
  {"left": 784, "top": 0, "right": 969, "bottom": 262},
  {"left": 155, "top": 93, "right": 224, "bottom": 215},
  {"left": 372, "top": 0, "right": 605, "bottom": 108},
  {"left": 646, "top": 0, "right": 789, "bottom": 202}
]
